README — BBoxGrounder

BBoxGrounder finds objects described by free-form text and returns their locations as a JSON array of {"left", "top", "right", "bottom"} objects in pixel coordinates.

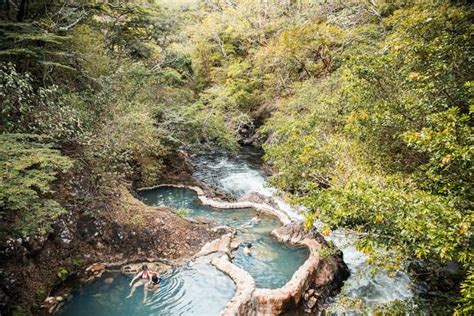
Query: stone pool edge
[
  {"left": 137, "top": 184, "right": 349, "bottom": 315},
  {"left": 136, "top": 184, "right": 292, "bottom": 225}
]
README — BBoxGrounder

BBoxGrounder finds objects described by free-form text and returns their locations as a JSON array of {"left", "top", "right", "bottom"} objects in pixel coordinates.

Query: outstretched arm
[{"left": 129, "top": 271, "right": 142, "bottom": 287}]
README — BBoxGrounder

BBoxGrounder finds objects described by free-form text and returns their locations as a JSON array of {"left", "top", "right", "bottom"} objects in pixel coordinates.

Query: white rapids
[{"left": 192, "top": 148, "right": 413, "bottom": 312}]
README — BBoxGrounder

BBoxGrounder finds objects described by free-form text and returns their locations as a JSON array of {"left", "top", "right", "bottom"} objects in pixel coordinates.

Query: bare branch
[{"left": 58, "top": 8, "right": 87, "bottom": 31}]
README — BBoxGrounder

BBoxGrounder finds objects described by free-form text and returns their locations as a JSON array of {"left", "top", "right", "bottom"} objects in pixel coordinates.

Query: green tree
[{"left": 0, "top": 134, "right": 73, "bottom": 237}]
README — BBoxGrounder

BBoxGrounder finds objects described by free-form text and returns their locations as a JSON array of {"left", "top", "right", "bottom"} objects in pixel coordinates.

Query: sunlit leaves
[
  {"left": 0, "top": 134, "right": 73, "bottom": 237},
  {"left": 260, "top": 2, "right": 473, "bottom": 311},
  {"left": 403, "top": 108, "right": 473, "bottom": 206}
]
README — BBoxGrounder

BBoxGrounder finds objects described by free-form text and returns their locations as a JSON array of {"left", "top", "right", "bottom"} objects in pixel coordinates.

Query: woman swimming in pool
[{"left": 127, "top": 264, "right": 159, "bottom": 302}]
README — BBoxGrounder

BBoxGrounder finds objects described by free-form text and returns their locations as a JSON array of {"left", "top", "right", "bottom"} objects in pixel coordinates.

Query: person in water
[
  {"left": 250, "top": 214, "right": 261, "bottom": 225},
  {"left": 240, "top": 214, "right": 261, "bottom": 229},
  {"left": 143, "top": 274, "right": 161, "bottom": 303},
  {"left": 243, "top": 243, "right": 252, "bottom": 256},
  {"left": 127, "top": 264, "right": 159, "bottom": 301}
]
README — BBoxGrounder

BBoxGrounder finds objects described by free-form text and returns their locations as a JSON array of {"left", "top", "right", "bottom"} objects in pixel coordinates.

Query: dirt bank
[{"left": 0, "top": 184, "right": 222, "bottom": 315}]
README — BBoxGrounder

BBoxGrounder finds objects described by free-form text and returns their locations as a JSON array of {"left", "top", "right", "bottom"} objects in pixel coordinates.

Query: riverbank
[{"left": 1, "top": 148, "right": 350, "bottom": 315}]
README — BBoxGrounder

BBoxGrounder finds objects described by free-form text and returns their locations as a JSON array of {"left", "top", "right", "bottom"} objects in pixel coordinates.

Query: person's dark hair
[
  {"left": 247, "top": 243, "right": 252, "bottom": 248},
  {"left": 152, "top": 275, "right": 158, "bottom": 283},
  {"left": 142, "top": 264, "right": 148, "bottom": 270}
]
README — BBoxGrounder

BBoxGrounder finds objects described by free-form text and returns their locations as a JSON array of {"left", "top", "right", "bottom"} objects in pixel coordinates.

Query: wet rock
[
  {"left": 307, "top": 296, "right": 317, "bottom": 309},
  {"left": 86, "top": 263, "right": 106, "bottom": 274},
  {"left": 238, "top": 191, "right": 272, "bottom": 205},
  {"left": 196, "top": 233, "right": 234, "bottom": 257}
]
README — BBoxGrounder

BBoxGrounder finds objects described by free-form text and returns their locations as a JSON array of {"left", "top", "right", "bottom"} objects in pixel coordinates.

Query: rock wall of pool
[{"left": 55, "top": 185, "right": 348, "bottom": 315}]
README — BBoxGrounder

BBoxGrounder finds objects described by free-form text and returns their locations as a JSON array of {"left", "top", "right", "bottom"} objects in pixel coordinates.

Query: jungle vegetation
[{"left": 0, "top": 0, "right": 472, "bottom": 313}]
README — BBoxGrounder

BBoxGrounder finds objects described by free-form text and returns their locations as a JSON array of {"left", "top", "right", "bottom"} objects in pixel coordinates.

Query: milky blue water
[
  {"left": 138, "top": 186, "right": 309, "bottom": 289},
  {"left": 57, "top": 256, "right": 235, "bottom": 316},
  {"left": 191, "top": 148, "right": 414, "bottom": 312},
  {"left": 58, "top": 185, "right": 309, "bottom": 315}
]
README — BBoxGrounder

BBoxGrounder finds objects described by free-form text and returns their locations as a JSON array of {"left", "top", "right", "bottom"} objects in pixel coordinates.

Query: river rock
[
  {"left": 86, "top": 263, "right": 106, "bottom": 274},
  {"left": 238, "top": 192, "right": 272, "bottom": 205}
]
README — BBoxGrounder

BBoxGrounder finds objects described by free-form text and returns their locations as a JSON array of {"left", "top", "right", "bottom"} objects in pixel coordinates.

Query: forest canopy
[{"left": 0, "top": 0, "right": 472, "bottom": 313}]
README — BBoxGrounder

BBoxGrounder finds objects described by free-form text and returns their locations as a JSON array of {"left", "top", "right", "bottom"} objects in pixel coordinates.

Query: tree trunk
[{"left": 16, "top": 0, "right": 28, "bottom": 22}]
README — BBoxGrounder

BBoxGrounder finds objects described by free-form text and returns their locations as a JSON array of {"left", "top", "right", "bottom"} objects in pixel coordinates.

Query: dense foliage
[
  {"left": 0, "top": 134, "right": 73, "bottom": 237},
  {"left": 1, "top": 0, "right": 472, "bottom": 313},
  {"left": 0, "top": 1, "right": 233, "bottom": 238},
  {"left": 187, "top": 0, "right": 473, "bottom": 313}
]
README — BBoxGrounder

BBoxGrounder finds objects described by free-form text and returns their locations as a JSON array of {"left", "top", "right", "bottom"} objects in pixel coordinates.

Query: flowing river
[
  {"left": 57, "top": 147, "right": 412, "bottom": 315},
  {"left": 191, "top": 147, "right": 413, "bottom": 312}
]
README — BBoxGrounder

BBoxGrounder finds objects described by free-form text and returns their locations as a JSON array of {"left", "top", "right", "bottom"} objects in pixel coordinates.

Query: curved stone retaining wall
[
  {"left": 211, "top": 255, "right": 256, "bottom": 315},
  {"left": 137, "top": 184, "right": 292, "bottom": 225},
  {"left": 137, "top": 184, "right": 348, "bottom": 315},
  {"left": 253, "top": 238, "right": 320, "bottom": 315}
]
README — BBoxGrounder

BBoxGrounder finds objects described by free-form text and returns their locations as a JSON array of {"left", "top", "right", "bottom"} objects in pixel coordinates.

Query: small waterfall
[
  {"left": 192, "top": 149, "right": 304, "bottom": 222},
  {"left": 325, "top": 229, "right": 412, "bottom": 311}
]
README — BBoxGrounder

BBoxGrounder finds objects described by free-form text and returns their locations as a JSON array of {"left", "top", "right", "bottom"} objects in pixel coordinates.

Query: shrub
[{"left": 0, "top": 134, "right": 73, "bottom": 237}]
